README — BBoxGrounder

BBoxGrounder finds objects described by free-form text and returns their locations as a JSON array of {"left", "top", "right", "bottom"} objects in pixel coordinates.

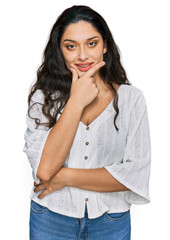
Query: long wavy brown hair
[{"left": 28, "top": 5, "right": 131, "bottom": 131}]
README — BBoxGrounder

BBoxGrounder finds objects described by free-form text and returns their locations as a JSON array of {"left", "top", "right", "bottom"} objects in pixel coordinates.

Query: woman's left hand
[{"left": 34, "top": 167, "right": 68, "bottom": 199}]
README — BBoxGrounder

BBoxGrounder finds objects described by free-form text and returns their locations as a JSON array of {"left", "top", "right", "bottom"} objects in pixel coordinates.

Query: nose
[{"left": 77, "top": 46, "right": 88, "bottom": 61}]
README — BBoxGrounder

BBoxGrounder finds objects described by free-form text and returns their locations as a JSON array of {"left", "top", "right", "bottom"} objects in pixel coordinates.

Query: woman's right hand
[{"left": 69, "top": 61, "right": 105, "bottom": 109}]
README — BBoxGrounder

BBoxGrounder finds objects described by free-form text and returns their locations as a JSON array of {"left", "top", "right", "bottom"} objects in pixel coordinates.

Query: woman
[{"left": 23, "top": 5, "right": 151, "bottom": 240}]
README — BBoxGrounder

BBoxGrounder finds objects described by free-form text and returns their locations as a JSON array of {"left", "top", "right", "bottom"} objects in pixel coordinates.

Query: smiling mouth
[
  {"left": 75, "top": 62, "right": 93, "bottom": 71},
  {"left": 76, "top": 64, "right": 91, "bottom": 67}
]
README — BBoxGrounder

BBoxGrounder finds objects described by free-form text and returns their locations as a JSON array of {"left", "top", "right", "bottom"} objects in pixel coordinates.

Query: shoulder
[
  {"left": 30, "top": 89, "right": 61, "bottom": 105},
  {"left": 27, "top": 89, "right": 61, "bottom": 130},
  {"left": 120, "top": 84, "right": 145, "bottom": 99},
  {"left": 30, "top": 89, "right": 44, "bottom": 105},
  {"left": 28, "top": 89, "right": 61, "bottom": 118},
  {"left": 120, "top": 84, "right": 143, "bottom": 95},
  {"left": 119, "top": 84, "right": 146, "bottom": 108}
]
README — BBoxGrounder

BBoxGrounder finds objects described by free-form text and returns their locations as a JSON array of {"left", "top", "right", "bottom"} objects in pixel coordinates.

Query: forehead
[{"left": 61, "top": 21, "right": 101, "bottom": 42}]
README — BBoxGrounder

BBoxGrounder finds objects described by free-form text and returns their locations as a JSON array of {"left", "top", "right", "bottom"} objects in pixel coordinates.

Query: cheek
[
  {"left": 91, "top": 47, "right": 105, "bottom": 60},
  {"left": 62, "top": 51, "right": 77, "bottom": 65}
]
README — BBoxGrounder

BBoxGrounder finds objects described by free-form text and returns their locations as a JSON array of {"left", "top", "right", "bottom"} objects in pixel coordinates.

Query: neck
[{"left": 94, "top": 74, "right": 112, "bottom": 95}]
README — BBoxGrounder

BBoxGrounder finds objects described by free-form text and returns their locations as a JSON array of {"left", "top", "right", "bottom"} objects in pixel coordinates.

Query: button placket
[
  {"left": 84, "top": 126, "right": 90, "bottom": 161},
  {"left": 84, "top": 126, "right": 90, "bottom": 203}
]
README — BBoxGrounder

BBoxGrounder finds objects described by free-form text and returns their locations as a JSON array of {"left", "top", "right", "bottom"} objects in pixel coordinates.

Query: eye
[
  {"left": 88, "top": 42, "right": 97, "bottom": 47},
  {"left": 66, "top": 44, "right": 75, "bottom": 49}
]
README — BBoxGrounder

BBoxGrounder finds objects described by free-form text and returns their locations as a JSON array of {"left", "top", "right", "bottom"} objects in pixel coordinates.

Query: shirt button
[
  {"left": 86, "top": 126, "right": 90, "bottom": 130},
  {"left": 85, "top": 142, "right": 89, "bottom": 145},
  {"left": 85, "top": 198, "right": 89, "bottom": 201},
  {"left": 84, "top": 156, "right": 88, "bottom": 160}
]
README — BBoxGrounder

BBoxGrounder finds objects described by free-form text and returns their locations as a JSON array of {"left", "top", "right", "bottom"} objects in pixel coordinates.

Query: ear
[{"left": 103, "top": 40, "right": 107, "bottom": 54}]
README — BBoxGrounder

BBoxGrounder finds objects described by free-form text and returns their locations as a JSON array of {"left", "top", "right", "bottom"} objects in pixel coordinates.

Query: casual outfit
[{"left": 23, "top": 84, "right": 151, "bottom": 239}]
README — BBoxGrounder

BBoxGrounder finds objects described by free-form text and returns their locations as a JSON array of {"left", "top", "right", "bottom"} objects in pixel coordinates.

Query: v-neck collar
[{"left": 79, "top": 84, "right": 123, "bottom": 128}]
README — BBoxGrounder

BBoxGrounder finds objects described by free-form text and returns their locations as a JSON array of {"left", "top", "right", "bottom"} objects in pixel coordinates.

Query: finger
[
  {"left": 94, "top": 84, "right": 99, "bottom": 93},
  {"left": 38, "top": 189, "right": 50, "bottom": 199},
  {"left": 34, "top": 183, "right": 46, "bottom": 193},
  {"left": 86, "top": 61, "right": 105, "bottom": 77},
  {"left": 34, "top": 178, "right": 46, "bottom": 186},
  {"left": 34, "top": 181, "right": 45, "bottom": 187},
  {"left": 91, "top": 77, "right": 95, "bottom": 83},
  {"left": 93, "top": 82, "right": 99, "bottom": 93},
  {"left": 70, "top": 68, "right": 78, "bottom": 82}
]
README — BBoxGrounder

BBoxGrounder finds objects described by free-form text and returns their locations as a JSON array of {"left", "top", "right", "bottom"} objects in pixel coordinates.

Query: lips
[{"left": 75, "top": 62, "right": 93, "bottom": 72}]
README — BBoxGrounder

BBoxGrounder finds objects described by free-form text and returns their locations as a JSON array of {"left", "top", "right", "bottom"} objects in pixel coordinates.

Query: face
[{"left": 60, "top": 21, "right": 107, "bottom": 77}]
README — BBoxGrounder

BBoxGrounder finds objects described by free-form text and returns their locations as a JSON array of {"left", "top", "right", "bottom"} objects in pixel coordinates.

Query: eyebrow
[{"left": 63, "top": 36, "right": 100, "bottom": 43}]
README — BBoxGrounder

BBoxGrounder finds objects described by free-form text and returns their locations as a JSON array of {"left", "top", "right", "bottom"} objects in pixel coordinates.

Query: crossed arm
[{"left": 34, "top": 167, "right": 129, "bottom": 199}]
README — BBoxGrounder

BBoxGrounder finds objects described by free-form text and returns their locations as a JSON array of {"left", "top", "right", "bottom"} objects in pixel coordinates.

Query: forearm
[
  {"left": 37, "top": 98, "right": 83, "bottom": 181},
  {"left": 66, "top": 167, "right": 130, "bottom": 192}
]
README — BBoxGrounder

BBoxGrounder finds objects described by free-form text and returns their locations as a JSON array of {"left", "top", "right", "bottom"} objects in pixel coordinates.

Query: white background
[{"left": 0, "top": 0, "right": 169, "bottom": 239}]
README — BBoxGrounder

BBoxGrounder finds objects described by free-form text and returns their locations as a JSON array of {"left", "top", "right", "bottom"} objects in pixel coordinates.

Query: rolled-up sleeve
[
  {"left": 23, "top": 90, "right": 54, "bottom": 183},
  {"left": 104, "top": 92, "right": 151, "bottom": 204}
]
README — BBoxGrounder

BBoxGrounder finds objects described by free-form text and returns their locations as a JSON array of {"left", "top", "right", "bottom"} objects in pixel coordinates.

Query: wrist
[
  {"left": 60, "top": 167, "right": 73, "bottom": 187},
  {"left": 68, "top": 97, "right": 84, "bottom": 112}
]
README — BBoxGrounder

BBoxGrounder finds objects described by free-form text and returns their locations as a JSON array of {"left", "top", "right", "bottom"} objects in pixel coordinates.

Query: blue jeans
[{"left": 30, "top": 200, "right": 131, "bottom": 240}]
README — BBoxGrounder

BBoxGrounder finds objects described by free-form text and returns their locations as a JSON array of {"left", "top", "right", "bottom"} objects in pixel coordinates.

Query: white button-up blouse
[{"left": 23, "top": 84, "right": 151, "bottom": 219}]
